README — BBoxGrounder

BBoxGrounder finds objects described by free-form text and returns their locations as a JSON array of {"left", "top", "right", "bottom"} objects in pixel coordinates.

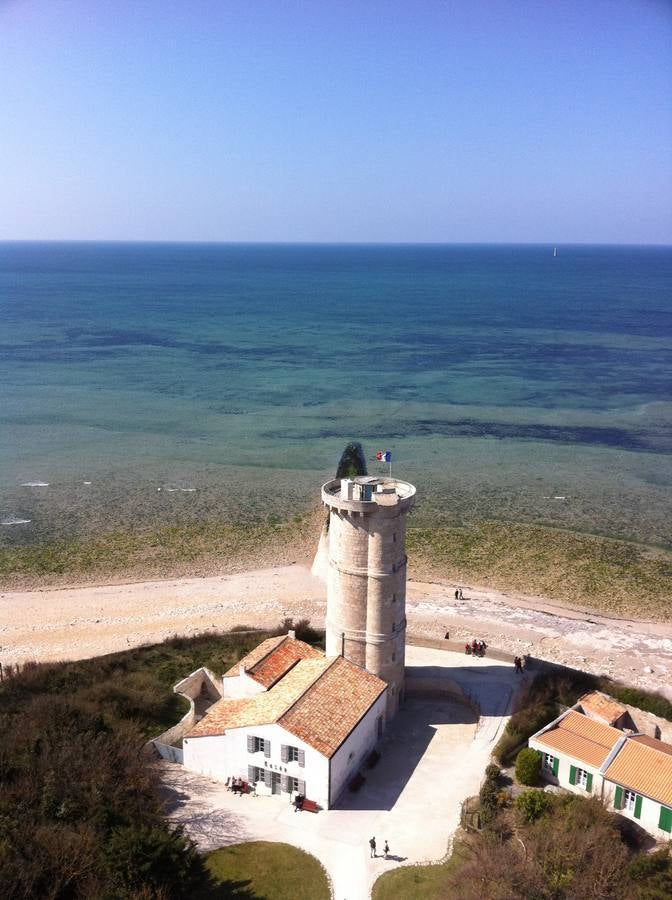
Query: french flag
[{"left": 376, "top": 450, "right": 392, "bottom": 463}]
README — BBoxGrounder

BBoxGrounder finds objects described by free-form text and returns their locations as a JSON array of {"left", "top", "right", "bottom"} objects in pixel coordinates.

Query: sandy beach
[{"left": 2, "top": 564, "right": 671, "bottom": 702}]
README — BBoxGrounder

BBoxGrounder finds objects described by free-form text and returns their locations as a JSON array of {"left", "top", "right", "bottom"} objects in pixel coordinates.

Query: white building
[
  {"left": 529, "top": 693, "right": 672, "bottom": 842},
  {"left": 181, "top": 633, "right": 387, "bottom": 810}
]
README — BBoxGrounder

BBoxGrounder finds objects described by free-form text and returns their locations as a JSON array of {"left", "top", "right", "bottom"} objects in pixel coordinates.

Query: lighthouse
[{"left": 321, "top": 475, "right": 416, "bottom": 718}]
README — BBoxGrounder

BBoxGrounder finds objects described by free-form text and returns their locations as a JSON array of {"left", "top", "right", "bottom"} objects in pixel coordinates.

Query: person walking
[
  {"left": 383, "top": 840, "right": 390, "bottom": 859},
  {"left": 454, "top": 588, "right": 459, "bottom": 600},
  {"left": 458, "top": 588, "right": 464, "bottom": 600},
  {"left": 369, "top": 836, "right": 377, "bottom": 858}
]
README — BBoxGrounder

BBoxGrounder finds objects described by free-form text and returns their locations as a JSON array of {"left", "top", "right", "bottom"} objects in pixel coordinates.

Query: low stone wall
[
  {"left": 407, "top": 633, "right": 515, "bottom": 664},
  {"left": 154, "top": 740, "right": 184, "bottom": 764},
  {"left": 405, "top": 673, "right": 481, "bottom": 718}
]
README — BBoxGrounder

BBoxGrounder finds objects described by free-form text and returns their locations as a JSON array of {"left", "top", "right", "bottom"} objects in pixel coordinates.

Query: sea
[{"left": 1, "top": 242, "right": 671, "bottom": 548}]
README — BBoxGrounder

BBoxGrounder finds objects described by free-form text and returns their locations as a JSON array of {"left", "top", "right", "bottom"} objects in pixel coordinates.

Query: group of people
[
  {"left": 369, "top": 836, "right": 390, "bottom": 859},
  {"left": 227, "top": 777, "right": 247, "bottom": 795},
  {"left": 465, "top": 639, "right": 487, "bottom": 657},
  {"left": 514, "top": 656, "right": 525, "bottom": 674},
  {"left": 454, "top": 587, "right": 464, "bottom": 600}
]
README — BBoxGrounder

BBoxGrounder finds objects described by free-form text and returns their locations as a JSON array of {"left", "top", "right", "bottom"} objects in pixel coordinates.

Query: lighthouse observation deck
[{"left": 321, "top": 476, "right": 416, "bottom": 515}]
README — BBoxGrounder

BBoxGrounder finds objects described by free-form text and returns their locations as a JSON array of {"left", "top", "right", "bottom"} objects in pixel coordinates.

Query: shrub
[
  {"left": 515, "top": 789, "right": 551, "bottom": 823},
  {"left": 515, "top": 748, "right": 541, "bottom": 786}
]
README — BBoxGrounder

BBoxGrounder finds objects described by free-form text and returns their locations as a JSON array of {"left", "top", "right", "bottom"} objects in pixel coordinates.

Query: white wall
[
  {"left": 529, "top": 739, "right": 604, "bottom": 798},
  {"left": 603, "top": 781, "right": 672, "bottom": 842},
  {"left": 329, "top": 690, "right": 387, "bottom": 807},
  {"left": 221, "top": 670, "right": 266, "bottom": 699},
  {"left": 183, "top": 722, "right": 330, "bottom": 808}
]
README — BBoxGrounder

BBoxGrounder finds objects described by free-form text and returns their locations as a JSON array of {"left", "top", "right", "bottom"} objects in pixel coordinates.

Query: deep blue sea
[{"left": 1, "top": 242, "right": 671, "bottom": 546}]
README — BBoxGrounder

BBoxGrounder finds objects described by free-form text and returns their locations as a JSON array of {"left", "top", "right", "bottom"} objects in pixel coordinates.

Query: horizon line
[{"left": 1, "top": 239, "right": 671, "bottom": 248}]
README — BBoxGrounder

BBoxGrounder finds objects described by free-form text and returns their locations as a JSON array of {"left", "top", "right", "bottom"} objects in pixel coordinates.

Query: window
[
  {"left": 543, "top": 753, "right": 554, "bottom": 770},
  {"left": 659, "top": 805, "right": 672, "bottom": 833},
  {"left": 624, "top": 789, "right": 637, "bottom": 813},
  {"left": 569, "top": 765, "right": 592, "bottom": 792},
  {"left": 247, "top": 734, "right": 270, "bottom": 756},
  {"left": 249, "top": 766, "right": 264, "bottom": 784},
  {"left": 281, "top": 744, "right": 305, "bottom": 766}
]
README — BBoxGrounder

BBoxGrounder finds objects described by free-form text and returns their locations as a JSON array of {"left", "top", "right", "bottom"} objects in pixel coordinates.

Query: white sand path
[{"left": 1, "top": 564, "right": 671, "bottom": 700}]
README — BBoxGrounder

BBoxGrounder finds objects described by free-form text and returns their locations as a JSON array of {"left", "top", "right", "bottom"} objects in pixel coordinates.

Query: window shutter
[
  {"left": 659, "top": 805, "right": 672, "bottom": 833},
  {"left": 247, "top": 734, "right": 255, "bottom": 753},
  {"left": 634, "top": 795, "right": 642, "bottom": 820},
  {"left": 281, "top": 774, "right": 289, "bottom": 792},
  {"left": 281, "top": 744, "right": 289, "bottom": 763},
  {"left": 552, "top": 757, "right": 559, "bottom": 777},
  {"left": 248, "top": 765, "right": 256, "bottom": 783},
  {"left": 298, "top": 748, "right": 305, "bottom": 768},
  {"left": 614, "top": 786, "right": 623, "bottom": 810},
  {"left": 264, "top": 769, "right": 272, "bottom": 787},
  {"left": 569, "top": 765, "right": 577, "bottom": 785},
  {"left": 264, "top": 739, "right": 271, "bottom": 758},
  {"left": 297, "top": 779, "right": 306, "bottom": 795},
  {"left": 586, "top": 772, "right": 593, "bottom": 793}
]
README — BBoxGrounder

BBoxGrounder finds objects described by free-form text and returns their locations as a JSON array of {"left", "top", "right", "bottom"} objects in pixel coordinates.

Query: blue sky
[{"left": 1, "top": 0, "right": 671, "bottom": 242}]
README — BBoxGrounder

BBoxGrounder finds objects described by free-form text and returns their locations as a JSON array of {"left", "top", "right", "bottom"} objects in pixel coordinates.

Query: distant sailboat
[{"left": 553, "top": 247, "right": 557, "bottom": 257}]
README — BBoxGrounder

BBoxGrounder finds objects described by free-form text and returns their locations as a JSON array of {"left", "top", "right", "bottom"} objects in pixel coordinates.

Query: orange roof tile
[
  {"left": 631, "top": 734, "right": 672, "bottom": 757},
  {"left": 248, "top": 638, "right": 322, "bottom": 688},
  {"left": 279, "top": 656, "right": 387, "bottom": 757},
  {"left": 534, "top": 710, "right": 623, "bottom": 768},
  {"left": 187, "top": 657, "right": 332, "bottom": 738},
  {"left": 604, "top": 737, "right": 672, "bottom": 806},
  {"left": 222, "top": 635, "right": 286, "bottom": 679},
  {"left": 578, "top": 691, "right": 627, "bottom": 725}
]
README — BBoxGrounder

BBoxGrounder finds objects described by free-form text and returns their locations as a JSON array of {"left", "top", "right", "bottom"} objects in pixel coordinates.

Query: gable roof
[
  {"left": 278, "top": 656, "right": 387, "bottom": 757},
  {"left": 631, "top": 734, "right": 672, "bottom": 756},
  {"left": 533, "top": 710, "right": 623, "bottom": 769},
  {"left": 578, "top": 691, "right": 627, "bottom": 725},
  {"left": 222, "top": 635, "right": 322, "bottom": 689},
  {"left": 604, "top": 736, "right": 672, "bottom": 806},
  {"left": 185, "top": 650, "right": 387, "bottom": 757},
  {"left": 187, "top": 657, "right": 332, "bottom": 737}
]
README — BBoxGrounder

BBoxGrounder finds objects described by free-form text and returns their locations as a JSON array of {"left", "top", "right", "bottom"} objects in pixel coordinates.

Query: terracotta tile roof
[
  {"left": 248, "top": 638, "right": 322, "bottom": 688},
  {"left": 631, "top": 734, "right": 672, "bottom": 756},
  {"left": 604, "top": 737, "right": 672, "bottom": 806},
  {"left": 186, "top": 657, "right": 332, "bottom": 738},
  {"left": 279, "top": 656, "right": 387, "bottom": 757},
  {"left": 578, "top": 691, "right": 627, "bottom": 725},
  {"left": 534, "top": 710, "right": 623, "bottom": 768},
  {"left": 185, "top": 641, "right": 387, "bottom": 756},
  {"left": 222, "top": 635, "right": 286, "bottom": 679}
]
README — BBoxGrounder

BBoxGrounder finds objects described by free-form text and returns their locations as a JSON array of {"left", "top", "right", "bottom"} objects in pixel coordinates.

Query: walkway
[{"left": 160, "top": 646, "right": 519, "bottom": 900}]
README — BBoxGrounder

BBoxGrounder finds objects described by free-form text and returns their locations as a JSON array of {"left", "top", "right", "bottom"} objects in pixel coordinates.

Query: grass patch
[
  {"left": 408, "top": 520, "right": 672, "bottom": 620},
  {"left": 201, "top": 842, "right": 330, "bottom": 900},
  {"left": 372, "top": 838, "right": 467, "bottom": 900},
  {"left": 0, "top": 513, "right": 320, "bottom": 589}
]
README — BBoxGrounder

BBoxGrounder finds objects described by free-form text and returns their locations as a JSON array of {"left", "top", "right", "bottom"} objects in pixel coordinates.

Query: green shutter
[
  {"left": 569, "top": 765, "right": 577, "bottom": 785},
  {"left": 634, "top": 794, "right": 642, "bottom": 820},
  {"left": 552, "top": 757, "right": 559, "bottom": 777},
  {"left": 586, "top": 772, "right": 593, "bottom": 793},
  {"left": 658, "top": 806, "right": 672, "bottom": 833},
  {"left": 614, "top": 786, "right": 623, "bottom": 810}
]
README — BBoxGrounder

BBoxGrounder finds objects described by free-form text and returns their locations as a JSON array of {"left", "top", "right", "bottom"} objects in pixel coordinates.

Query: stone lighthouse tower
[{"left": 321, "top": 475, "right": 416, "bottom": 718}]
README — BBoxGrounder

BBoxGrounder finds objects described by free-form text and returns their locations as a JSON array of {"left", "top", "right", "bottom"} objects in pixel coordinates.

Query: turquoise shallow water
[{"left": 1, "top": 242, "right": 671, "bottom": 545}]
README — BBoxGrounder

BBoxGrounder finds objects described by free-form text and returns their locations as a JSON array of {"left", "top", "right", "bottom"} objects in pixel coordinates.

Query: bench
[{"left": 301, "top": 799, "right": 319, "bottom": 813}]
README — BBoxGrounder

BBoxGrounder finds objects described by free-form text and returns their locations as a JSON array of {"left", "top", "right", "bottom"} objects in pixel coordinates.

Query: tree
[{"left": 515, "top": 748, "right": 541, "bottom": 786}]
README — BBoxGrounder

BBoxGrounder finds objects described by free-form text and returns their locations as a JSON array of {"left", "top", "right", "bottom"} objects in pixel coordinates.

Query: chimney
[
  {"left": 238, "top": 663, "right": 246, "bottom": 676},
  {"left": 288, "top": 629, "right": 296, "bottom": 640}
]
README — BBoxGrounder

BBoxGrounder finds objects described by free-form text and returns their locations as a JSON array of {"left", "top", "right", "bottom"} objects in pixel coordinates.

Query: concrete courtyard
[{"left": 159, "top": 646, "right": 520, "bottom": 900}]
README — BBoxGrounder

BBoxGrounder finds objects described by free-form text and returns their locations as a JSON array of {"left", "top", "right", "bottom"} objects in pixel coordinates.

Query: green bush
[
  {"left": 515, "top": 748, "right": 542, "bottom": 786},
  {"left": 515, "top": 789, "right": 551, "bottom": 823}
]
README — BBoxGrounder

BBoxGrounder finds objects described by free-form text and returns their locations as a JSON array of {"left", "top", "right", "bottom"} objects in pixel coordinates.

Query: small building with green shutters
[
  {"left": 602, "top": 734, "right": 672, "bottom": 842},
  {"left": 529, "top": 707, "right": 672, "bottom": 843}
]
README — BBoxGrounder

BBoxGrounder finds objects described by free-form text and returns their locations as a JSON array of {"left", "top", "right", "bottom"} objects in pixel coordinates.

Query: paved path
[{"left": 160, "top": 647, "right": 519, "bottom": 900}]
